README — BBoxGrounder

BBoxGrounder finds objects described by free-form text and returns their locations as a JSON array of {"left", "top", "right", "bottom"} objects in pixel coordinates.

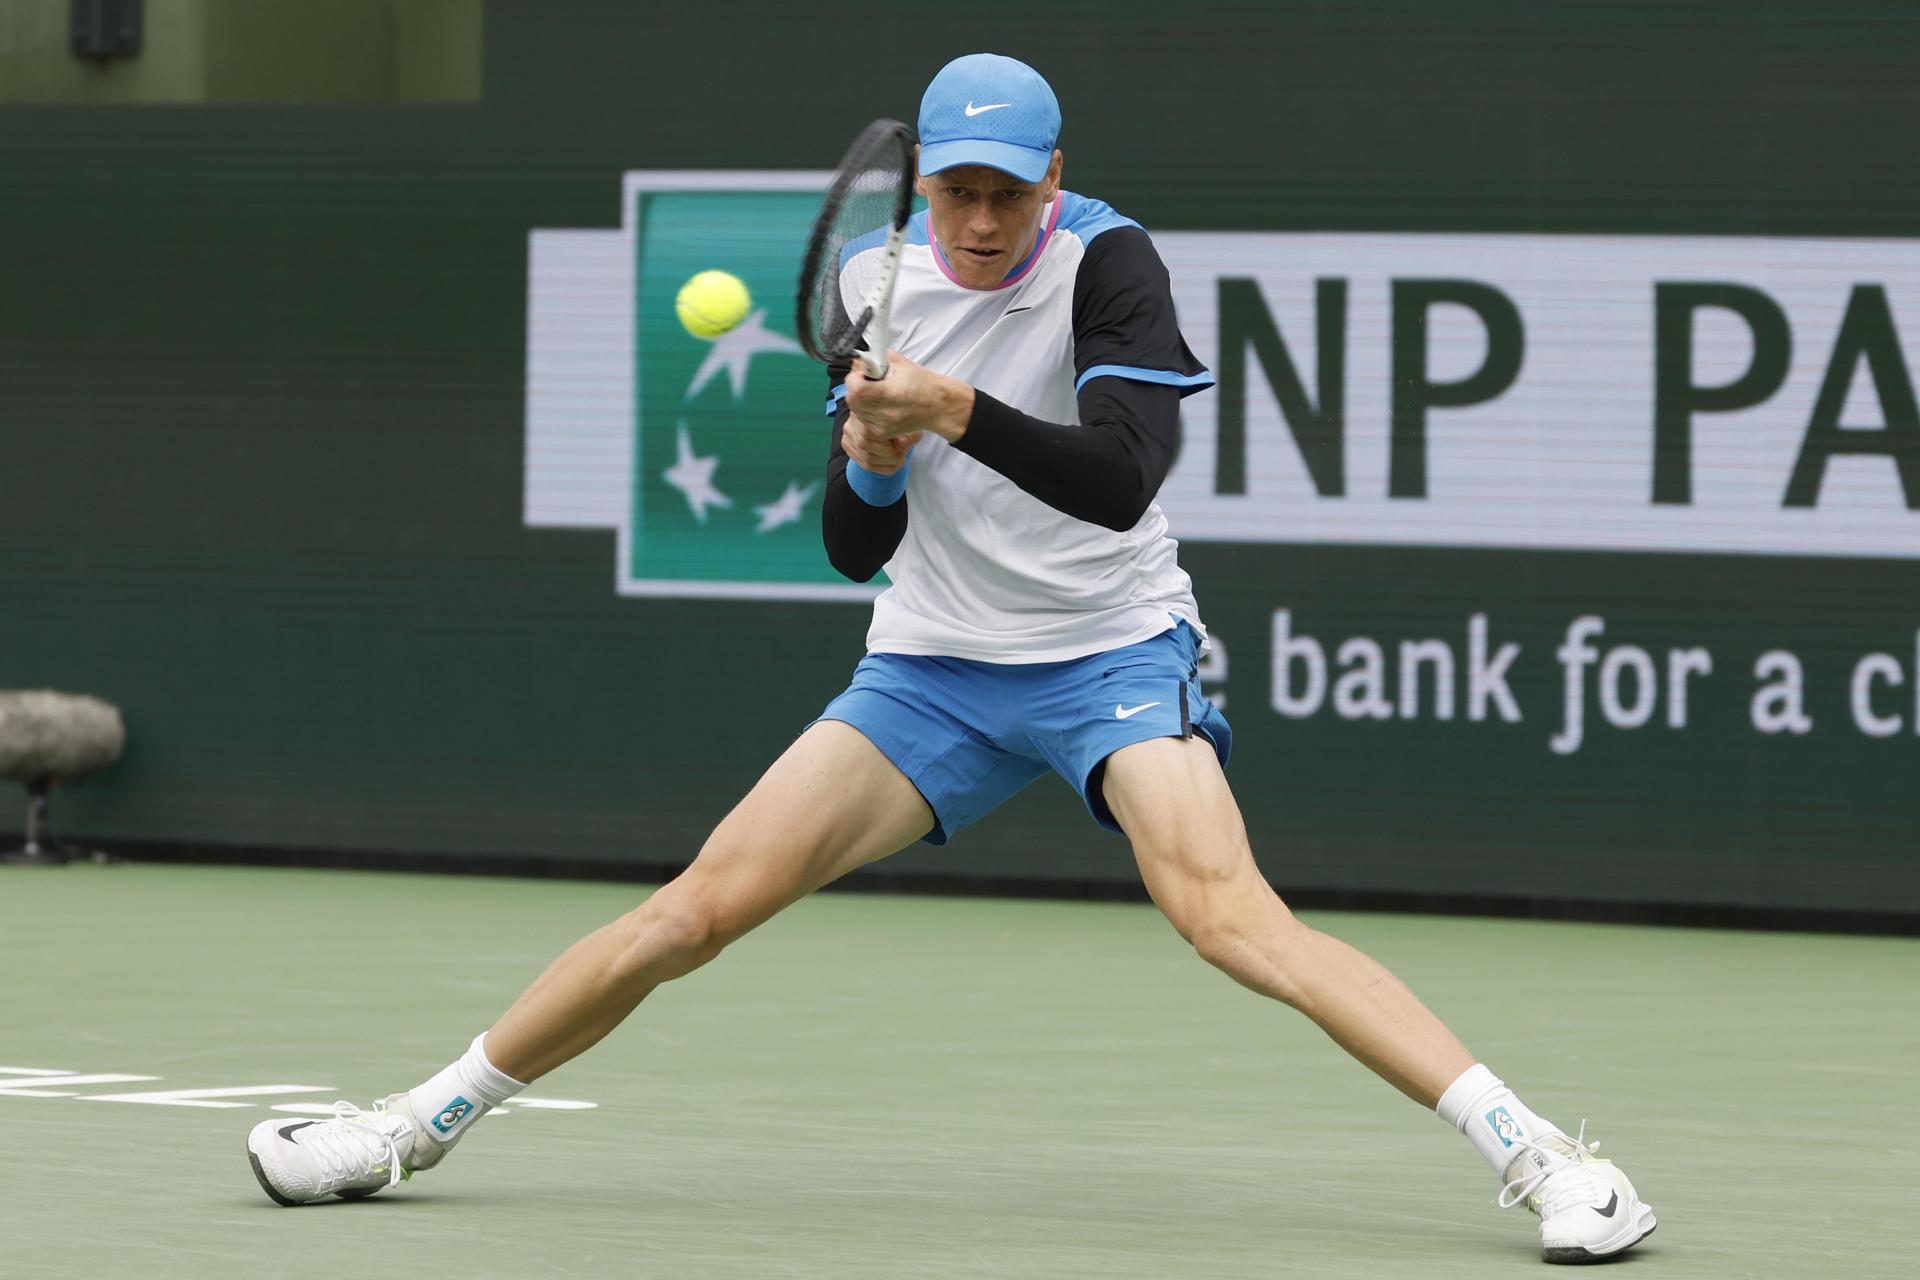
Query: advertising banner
[{"left": 526, "top": 180, "right": 1919, "bottom": 911}]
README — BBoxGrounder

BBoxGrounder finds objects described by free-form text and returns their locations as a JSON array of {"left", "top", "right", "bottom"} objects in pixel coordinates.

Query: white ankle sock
[
  {"left": 1435, "top": 1063, "right": 1565, "bottom": 1176},
  {"left": 407, "top": 1033, "right": 527, "bottom": 1145}
]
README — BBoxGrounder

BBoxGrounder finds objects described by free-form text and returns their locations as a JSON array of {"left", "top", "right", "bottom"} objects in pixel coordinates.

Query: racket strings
[
  {"left": 812, "top": 167, "right": 904, "bottom": 356},
  {"left": 798, "top": 121, "right": 915, "bottom": 364}
]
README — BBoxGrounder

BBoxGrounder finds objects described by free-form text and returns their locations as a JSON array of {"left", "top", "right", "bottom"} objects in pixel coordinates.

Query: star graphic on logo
[
  {"left": 661, "top": 419, "right": 732, "bottom": 523},
  {"left": 686, "top": 308, "right": 805, "bottom": 402},
  {"left": 752, "top": 480, "right": 818, "bottom": 534}
]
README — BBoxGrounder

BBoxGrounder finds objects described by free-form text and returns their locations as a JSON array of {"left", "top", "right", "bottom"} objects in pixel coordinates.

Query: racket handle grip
[{"left": 858, "top": 349, "right": 889, "bottom": 380}]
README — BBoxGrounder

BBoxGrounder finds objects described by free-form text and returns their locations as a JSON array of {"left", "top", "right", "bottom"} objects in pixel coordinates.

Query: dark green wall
[
  {"left": 3, "top": 1, "right": 1916, "bottom": 913},
  {"left": 0, "top": 0, "right": 482, "bottom": 104}
]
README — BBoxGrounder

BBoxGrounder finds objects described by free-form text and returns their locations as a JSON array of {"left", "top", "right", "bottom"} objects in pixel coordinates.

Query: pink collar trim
[{"left": 930, "top": 198, "right": 1062, "bottom": 292}]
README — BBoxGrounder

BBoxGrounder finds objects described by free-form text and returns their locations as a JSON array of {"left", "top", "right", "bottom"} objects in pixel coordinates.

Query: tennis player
[{"left": 247, "top": 52, "right": 1655, "bottom": 1265}]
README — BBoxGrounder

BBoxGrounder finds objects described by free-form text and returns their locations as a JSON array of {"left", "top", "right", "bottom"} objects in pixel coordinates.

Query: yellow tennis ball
[{"left": 675, "top": 270, "right": 752, "bottom": 339}]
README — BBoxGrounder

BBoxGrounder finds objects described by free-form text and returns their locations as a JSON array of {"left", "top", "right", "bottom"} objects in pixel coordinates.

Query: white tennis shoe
[
  {"left": 1499, "top": 1124, "right": 1656, "bottom": 1263},
  {"left": 246, "top": 1094, "right": 447, "bottom": 1206}
]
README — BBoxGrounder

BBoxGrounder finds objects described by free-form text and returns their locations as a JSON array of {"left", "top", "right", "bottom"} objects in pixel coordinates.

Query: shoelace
[
  {"left": 1497, "top": 1120, "right": 1598, "bottom": 1213},
  {"left": 304, "top": 1100, "right": 406, "bottom": 1192}
]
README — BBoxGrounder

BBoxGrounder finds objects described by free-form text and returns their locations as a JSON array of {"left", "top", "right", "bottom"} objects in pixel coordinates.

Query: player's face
[{"left": 916, "top": 151, "right": 1064, "bottom": 290}]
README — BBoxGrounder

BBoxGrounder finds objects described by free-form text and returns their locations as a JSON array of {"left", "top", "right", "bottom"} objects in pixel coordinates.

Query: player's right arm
[{"left": 948, "top": 224, "right": 1209, "bottom": 531}]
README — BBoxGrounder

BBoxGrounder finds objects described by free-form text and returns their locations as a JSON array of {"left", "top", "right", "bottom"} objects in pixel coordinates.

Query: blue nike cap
[{"left": 917, "top": 53, "right": 1060, "bottom": 184}]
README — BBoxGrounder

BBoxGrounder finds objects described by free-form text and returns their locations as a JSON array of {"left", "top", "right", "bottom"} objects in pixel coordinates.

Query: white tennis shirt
[{"left": 833, "top": 192, "right": 1214, "bottom": 663}]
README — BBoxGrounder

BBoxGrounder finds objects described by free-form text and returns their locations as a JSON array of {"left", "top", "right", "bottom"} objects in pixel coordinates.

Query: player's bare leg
[
  {"left": 246, "top": 721, "right": 931, "bottom": 1205},
  {"left": 1102, "top": 735, "right": 1654, "bottom": 1262},
  {"left": 1101, "top": 734, "right": 1471, "bottom": 1103},
  {"left": 488, "top": 720, "right": 934, "bottom": 1081}
]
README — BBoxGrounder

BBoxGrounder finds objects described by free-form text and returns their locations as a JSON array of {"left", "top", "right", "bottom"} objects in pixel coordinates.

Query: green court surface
[{"left": 2, "top": 864, "right": 1914, "bottom": 1278}]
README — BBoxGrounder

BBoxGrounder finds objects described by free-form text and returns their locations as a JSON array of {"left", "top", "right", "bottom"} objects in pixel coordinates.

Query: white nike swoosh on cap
[{"left": 964, "top": 101, "right": 1013, "bottom": 117}]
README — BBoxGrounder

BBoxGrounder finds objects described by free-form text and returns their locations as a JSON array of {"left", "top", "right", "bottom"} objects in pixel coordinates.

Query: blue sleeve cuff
[
  {"left": 846, "top": 459, "right": 909, "bottom": 506},
  {"left": 1074, "top": 364, "right": 1216, "bottom": 396}
]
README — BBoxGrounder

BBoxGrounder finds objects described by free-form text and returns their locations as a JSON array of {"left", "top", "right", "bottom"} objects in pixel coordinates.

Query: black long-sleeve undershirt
[
  {"left": 820, "top": 389, "right": 908, "bottom": 584},
  {"left": 819, "top": 374, "right": 1181, "bottom": 582},
  {"left": 954, "top": 376, "right": 1181, "bottom": 532}
]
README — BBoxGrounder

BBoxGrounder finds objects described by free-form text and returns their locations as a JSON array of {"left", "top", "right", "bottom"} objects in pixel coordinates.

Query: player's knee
[
  {"left": 1185, "top": 903, "right": 1312, "bottom": 1007},
  {"left": 657, "top": 902, "right": 731, "bottom": 965},
  {"left": 1138, "top": 835, "right": 1249, "bottom": 940},
  {"left": 616, "top": 896, "right": 733, "bottom": 979},
  {"left": 1186, "top": 914, "right": 1253, "bottom": 973}
]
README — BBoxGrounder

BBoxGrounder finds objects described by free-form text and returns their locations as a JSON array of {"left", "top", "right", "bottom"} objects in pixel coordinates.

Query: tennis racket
[{"left": 796, "top": 118, "right": 916, "bottom": 380}]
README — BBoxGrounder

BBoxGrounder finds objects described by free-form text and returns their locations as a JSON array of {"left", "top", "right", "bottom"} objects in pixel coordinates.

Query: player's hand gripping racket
[{"left": 796, "top": 119, "right": 916, "bottom": 380}]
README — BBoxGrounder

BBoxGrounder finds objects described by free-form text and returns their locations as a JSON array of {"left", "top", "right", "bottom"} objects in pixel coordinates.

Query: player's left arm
[{"left": 841, "top": 225, "right": 1209, "bottom": 531}]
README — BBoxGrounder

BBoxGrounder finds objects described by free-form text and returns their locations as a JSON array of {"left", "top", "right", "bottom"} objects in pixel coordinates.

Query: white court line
[
  {"left": 0, "top": 1074, "right": 160, "bottom": 1097},
  {"left": 79, "top": 1085, "right": 336, "bottom": 1109},
  {"left": 270, "top": 1100, "right": 597, "bottom": 1114},
  {"left": 3, "top": 1069, "right": 596, "bottom": 1115},
  {"left": 269, "top": 1104, "right": 513, "bottom": 1116}
]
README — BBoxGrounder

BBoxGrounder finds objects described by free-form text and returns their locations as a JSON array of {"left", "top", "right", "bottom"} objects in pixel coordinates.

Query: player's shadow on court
[{"left": 240, "top": 1192, "right": 449, "bottom": 1210}]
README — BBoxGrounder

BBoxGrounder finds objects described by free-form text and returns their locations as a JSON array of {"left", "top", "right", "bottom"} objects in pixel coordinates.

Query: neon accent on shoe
[{"left": 1498, "top": 1121, "right": 1658, "bottom": 1264}]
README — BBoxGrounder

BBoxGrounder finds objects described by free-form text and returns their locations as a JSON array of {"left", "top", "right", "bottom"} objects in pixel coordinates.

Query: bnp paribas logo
[{"left": 523, "top": 172, "right": 879, "bottom": 600}]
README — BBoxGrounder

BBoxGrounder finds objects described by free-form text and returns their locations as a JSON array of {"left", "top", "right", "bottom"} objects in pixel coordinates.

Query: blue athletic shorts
[{"left": 815, "top": 620, "right": 1232, "bottom": 844}]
